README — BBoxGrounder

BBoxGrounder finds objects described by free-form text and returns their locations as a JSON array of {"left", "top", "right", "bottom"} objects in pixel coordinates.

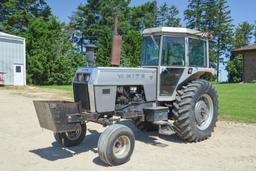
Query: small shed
[
  {"left": 0, "top": 32, "right": 26, "bottom": 86},
  {"left": 232, "top": 44, "right": 256, "bottom": 83}
]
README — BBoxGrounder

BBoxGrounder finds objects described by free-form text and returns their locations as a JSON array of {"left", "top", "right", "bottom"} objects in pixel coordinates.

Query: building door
[{"left": 13, "top": 64, "right": 24, "bottom": 85}]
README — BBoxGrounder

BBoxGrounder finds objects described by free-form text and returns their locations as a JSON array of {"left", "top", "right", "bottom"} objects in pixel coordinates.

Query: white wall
[{"left": 0, "top": 36, "right": 26, "bottom": 86}]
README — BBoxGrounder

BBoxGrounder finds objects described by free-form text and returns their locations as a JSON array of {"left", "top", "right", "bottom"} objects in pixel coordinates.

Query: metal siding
[
  {"left": 0, "top": 37, "right": 25, "bottom": 85},
  {"left": 243, "top": 51, "right": 256, "bottom": 82}
]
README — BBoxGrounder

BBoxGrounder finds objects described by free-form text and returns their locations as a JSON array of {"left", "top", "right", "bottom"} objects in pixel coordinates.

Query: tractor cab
[{"left": 141, "top": 27, "right": 212, "bottom": 101}]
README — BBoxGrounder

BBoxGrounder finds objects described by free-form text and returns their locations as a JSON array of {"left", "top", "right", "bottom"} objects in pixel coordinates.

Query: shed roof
[
  {"left": 143, "top": 27, "right": 207, "bottom": 37},
  {"left": 232, "top": 44, "right": 256, "bottom": 52},
  {"left": 0, "top": 32, "right": 25, "bottom": 41}
]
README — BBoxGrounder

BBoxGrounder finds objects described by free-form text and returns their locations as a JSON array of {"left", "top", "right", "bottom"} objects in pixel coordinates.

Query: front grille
[
  {"left": 77, "top": 73, "right": 90, "bottom": 82},
  {"left": 73, "top": 83, "right": 90, "bottom": 111}
]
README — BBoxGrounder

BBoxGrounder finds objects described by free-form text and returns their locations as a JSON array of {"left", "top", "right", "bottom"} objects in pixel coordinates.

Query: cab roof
[{"left": 143, "top": 27, "right": 207, "bottom": 37}]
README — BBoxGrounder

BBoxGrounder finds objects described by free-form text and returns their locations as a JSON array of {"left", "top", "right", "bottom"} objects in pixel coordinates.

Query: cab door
[{"left": 158, "top": 36, "right": 186, "bottom": 101}]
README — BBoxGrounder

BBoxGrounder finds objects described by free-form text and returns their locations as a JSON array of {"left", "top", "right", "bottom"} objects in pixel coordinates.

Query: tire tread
[{"left": 173, "top": 79, "right": 218, "bottom": 142}]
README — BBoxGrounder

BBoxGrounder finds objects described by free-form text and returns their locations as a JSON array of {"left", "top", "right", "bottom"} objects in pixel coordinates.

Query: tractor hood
[
  {"left": 74, "top": 67, "right": 157, "bottom": 87},
  {"left": 73, "top": 67, "right": 157, "bottom": 113}
]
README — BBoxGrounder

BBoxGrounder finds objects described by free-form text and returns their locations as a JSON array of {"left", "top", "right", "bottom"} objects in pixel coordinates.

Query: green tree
[
  {"left": 69, "top": 0, "right": 157, "bottom": 67},
  {"left": 184, "top": 0, "right": 204, "bottom": 29},
  {"left": 128, "top": 1, "right": 157, "bottom": 31},
  {"left": 166, "top": 5, "right": 181, "bottom": 27},
  {"left": 69, "top": 0, "right": 130, "bottom": 66},
  {"left": 253, "top": 21, "right": 256, "bottom": 43},
  {"left": 155, "top": 3, "right": 181, "bottom": 27},
  {"left": 226, "top": 55, "right": 243, "bottom": 82},
  {"left": 123, "top": 1, "right": 157, "bottom": 66},
  {"left": 0, "top": 0, "right": 85, "bottom": 85},
  {"left": 25, "top": 17, "right": 84, "bottom": 85},
  {"left": 233, "top": 22, "right": 254, "bottom": 48},
  {"left": 184, "top": 0, "right": 233, "bottom": 82},
  {"left": 214, "top": 0, "right": 233, "bottom": 81},
  {"left": 226, "top": 22, "right": 254, "bottom": 82},
  {"left": 0, "top": 0, "right": 51, "bottom": 34}
]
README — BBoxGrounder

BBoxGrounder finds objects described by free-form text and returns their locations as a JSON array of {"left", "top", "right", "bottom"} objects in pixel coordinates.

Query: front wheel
[
  {"left": 172, "top": 80, "right": 218, "bottom": 142},
  {"left": 54, "top": 123, "right": 86, "bottom": 147},
  {"left": 97, "top": 124, "right": 135, "bottom": 166}
]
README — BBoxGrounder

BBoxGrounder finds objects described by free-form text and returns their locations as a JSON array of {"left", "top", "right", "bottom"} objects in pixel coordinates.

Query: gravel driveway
[{"left": 0, "top": 88, "right": 256, "bottom": 171}]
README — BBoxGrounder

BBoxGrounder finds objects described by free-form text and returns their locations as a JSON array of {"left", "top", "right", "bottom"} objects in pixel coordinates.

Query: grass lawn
[
  {"left": 38, "top": 83, "right": 256, "bottom": 123},
  {"left": 37, "top": 85, "right": 73, "bottom": 97},
  {"left": 214, "top": 83, "right": 256, "bottom": 123}
]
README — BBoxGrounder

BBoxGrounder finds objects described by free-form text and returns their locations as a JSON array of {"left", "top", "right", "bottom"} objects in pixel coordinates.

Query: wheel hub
[
  {"left": 194, "top": 94, "right": 214, "bottom": 130},
  {"left": 195, "top": 100, "right": 208, "bottom": 124},
  {"left": 65, "top": 124, "right": 82, "bottom": 141},
  {"left": 113, "top": 135, "right": 131, "bottom": 159}
]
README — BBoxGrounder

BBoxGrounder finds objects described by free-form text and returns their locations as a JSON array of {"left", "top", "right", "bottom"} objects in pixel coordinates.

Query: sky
[
  {"left": 45, "top": 0, "right": 256, "bottom": 82},
  {"left": 45, "top": 0, "right": 256, "bottom": 26}
]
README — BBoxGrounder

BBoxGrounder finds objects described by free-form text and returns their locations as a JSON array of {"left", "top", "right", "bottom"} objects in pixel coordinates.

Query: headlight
[{"left": 77, "top": 73, "right": 90, "bottom": 82}]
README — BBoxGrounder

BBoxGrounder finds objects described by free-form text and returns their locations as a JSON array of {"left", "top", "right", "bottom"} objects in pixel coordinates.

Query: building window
[{"left": 16, "top": 66, "right": 21, "bottom": 73}]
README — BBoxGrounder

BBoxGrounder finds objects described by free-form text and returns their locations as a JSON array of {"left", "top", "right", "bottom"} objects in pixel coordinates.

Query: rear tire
[
  {"left": 54, "top": 123, "right": 86, "bottom": 147},
  {"left": 172, "top": 80, "right": 218, "bottom": 142},
  {"left": 98, "top": 124, "right": 135, "bottom": 166}
]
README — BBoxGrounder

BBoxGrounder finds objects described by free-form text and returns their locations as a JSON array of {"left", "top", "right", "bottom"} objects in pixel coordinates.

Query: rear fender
[{"left": 177, "top": 68, "right": 216, "bottom": 90}]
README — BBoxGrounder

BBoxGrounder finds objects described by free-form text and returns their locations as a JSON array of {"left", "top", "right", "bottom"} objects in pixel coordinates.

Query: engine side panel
[
  {"left": 94, "top": 85, "right": 117, "bottom": 113},
  {"left": 94, "top": 67, "right": 157, "bottom": 102}
]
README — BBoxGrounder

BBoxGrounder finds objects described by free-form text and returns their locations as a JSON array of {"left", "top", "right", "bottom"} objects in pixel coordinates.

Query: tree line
[{"left": 0, "top": 0, "right": 255, "bottom": 84}]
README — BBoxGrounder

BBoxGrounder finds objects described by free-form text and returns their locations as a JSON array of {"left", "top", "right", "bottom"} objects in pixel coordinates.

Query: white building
[{"left": 0, "top": 32, "right": 26, "bottom": 86}]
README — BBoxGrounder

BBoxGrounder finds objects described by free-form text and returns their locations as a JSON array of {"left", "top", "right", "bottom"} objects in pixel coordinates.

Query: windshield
[
  {"left": 161, "top": 36, "right": 185, "bottom": 66},
  {"left": 141, "top": 36, "right": 160, "bottom": 66}
]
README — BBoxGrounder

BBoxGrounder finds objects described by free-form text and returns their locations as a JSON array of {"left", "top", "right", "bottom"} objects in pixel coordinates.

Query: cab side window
[
  {"left": 189, "top": 38, "right": 207, "bottom": 67},
  {"left": 161, "top": 37, "right": 185, "bottom": 66}
]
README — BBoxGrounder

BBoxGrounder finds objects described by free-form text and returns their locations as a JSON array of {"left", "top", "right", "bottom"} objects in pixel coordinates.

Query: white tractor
[{"left": 34, "top": 26, "right": 218, "bottom": 166}]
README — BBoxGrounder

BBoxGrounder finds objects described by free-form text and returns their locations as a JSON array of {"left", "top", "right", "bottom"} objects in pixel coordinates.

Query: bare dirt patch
[
  {"left": 0, "top": 88, "right": 255, "bottom": 171},
  {"left": 2, "top": 86, "right": 72, "bottom": 100}
]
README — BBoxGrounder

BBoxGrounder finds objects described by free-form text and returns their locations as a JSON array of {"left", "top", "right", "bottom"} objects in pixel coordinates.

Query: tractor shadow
[
  {"left": 119, "top": 120, "right": 187, "bottom": 146},
  {"left": 30, "top": 120, "right": 185, "bottom": 164},
  {"left": 92, "top": 120, "right": 187, "bottom": 166},
  {"left": 29, "top": 129, "right": 100, "bottom": 161}
]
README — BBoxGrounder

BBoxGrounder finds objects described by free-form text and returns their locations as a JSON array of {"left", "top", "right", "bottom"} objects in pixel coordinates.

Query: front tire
[
  {"left": 172, "top": 80, "right": 218, "bottom": 142},
  {"left": 98, "top": 124, "right": 135, "bottom": 166},
  {"left": 54, "top": 123, "right": 86, "bottom": 147}
]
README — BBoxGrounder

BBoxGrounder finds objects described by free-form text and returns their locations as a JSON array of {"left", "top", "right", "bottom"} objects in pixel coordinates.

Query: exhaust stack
[
  {"left": 111, "top": 17, "right": 122, "bottom": 66},
  {"left": 85, "top": 44, "right": 96, "bottom": 67}
]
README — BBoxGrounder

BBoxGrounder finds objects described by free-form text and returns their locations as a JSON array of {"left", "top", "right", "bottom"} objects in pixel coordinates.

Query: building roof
[
  {"left": 0, "top": 32, "right": 25, "bottom": 41},
  {"left": 232, "top": 44, "right": 256, "bottom": 52},
  {"left": 142, "top": 27, "right": 208, "bottom": 37}
]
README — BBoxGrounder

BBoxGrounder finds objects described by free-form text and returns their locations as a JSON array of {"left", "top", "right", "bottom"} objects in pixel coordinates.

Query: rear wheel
[
  {"left": 98, "top": 124, "right": 135, "bottom": 166},
  {"left": 172, "top": 80, "right": 218, "bottom": 142},
  {"left": 54, "top": 123, "right": 86, "bottom": 147}
]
